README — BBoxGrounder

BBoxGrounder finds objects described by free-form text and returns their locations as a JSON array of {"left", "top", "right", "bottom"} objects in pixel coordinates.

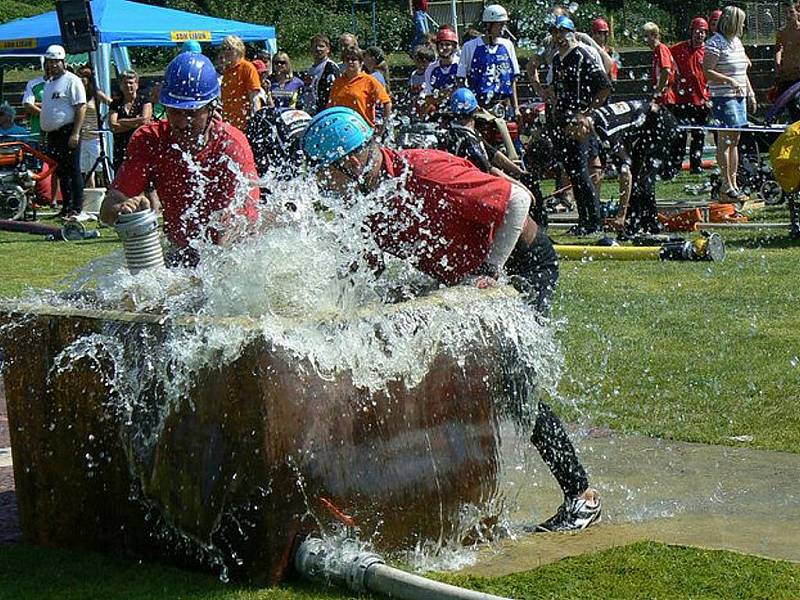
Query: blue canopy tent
[{"left": 0, "top": 0, "right": 276, "bottom": 158}]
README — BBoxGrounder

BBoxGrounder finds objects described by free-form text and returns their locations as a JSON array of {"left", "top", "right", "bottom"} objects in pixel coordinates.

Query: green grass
[
  {"left": 0, "top": 216, "right": 119, "bottom": 298},
  {"left": 1, "top": 541, "right": 799, "bottom": 600},
  {"left": 551, "top": 232, "right": 800, "bottom": 452}
]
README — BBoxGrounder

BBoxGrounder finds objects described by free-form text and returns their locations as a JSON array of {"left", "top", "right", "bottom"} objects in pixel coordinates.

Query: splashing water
[{"left": 6, "top": 159, "right": 568, "bottom": 576}]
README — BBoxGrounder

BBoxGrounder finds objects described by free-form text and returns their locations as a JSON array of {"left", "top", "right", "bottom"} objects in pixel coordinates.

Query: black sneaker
[{"left": 527, "top": 492, "right": 602, "bottom": 533}]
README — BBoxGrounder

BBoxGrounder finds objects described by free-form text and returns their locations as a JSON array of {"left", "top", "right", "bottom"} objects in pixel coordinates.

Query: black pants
[
  {"left": 45, "top": 124, "right": 83, "bottom": 214},
  {"left": 626, "top": 108, "right": 681, "bottom": 235},
  {"left": 531, "top": 401, "right": 589, "bottom": 498},
  {"left": 501, "top": 231, "right": 588, "bottom": 499},
  {"left": 557, "top": 135, "right": 602, "bottom": 232},
  {"left": 505, "top": 226, "right": 559, "bottom": 315},
  {"left": 670, "top": 104, "right": 708, "bottom": 172}
]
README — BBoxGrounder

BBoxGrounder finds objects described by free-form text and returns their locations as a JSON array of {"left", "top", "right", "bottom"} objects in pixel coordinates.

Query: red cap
[
  {"left": 591, "top": 18, "right": 610, "bottom": 33},
  {"left": 710, "top": 9, "right": 722, "bottom": 21},
  {"left": 436, "top": 27, "right": 459, "bottom": 43},
  {"left": 690, "top": 17, "right": 709, "bottom": 31},
  {"left": 252, "top": 59, "right": 268, "bottom": 73}
]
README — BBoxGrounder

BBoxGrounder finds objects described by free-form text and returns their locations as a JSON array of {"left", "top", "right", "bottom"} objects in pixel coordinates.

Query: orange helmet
[
  {"left": 591, "top": 18, "right": 610, "bottom": 33},
  {"left": 436, "top": 27, "right": 459, "bottom": 44}
]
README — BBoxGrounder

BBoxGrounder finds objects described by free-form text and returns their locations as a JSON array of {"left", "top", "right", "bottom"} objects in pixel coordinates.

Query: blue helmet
[
  {"left": 160, "top": 52, "right": 220, "bottom": 110},
  {"left": 181, "top": 40, "right": 202, "bottom": 53},
  {"left": 302, "top": 107, "right": 374, "bottom": 169},
  {"left": 555, "top": 15, "right": 575, "bottom": 31},
  {"left": 450, "top": 87, "right": 479, "bottom": 115}
]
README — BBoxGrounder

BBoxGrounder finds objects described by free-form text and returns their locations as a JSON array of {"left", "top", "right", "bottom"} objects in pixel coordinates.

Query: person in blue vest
[
  {"left": 456, "top": 4, "right": 521, "bottom": 117},
  {"left": 423, "top": 27, "right": 461, "bottom": 97}
]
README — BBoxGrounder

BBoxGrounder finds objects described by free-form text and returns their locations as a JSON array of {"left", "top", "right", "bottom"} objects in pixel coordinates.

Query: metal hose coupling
[
  {"left": 295, "top": 536, "right": 515, "bottom": 600},
  {"left": 294, "top": 536, "right": 384, "bottom": 593},
  {"left": 114, "top": 209, "right": 165, "bottom": 273}
]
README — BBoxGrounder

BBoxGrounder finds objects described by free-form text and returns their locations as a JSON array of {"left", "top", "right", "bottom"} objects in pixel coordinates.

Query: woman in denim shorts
[{"left": 703, "top": 6, "right": 756, "bottom": 201}]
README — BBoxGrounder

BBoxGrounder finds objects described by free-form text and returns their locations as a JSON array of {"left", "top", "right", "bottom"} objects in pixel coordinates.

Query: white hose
[
  {"left": 366, "top": 563, "right": 512, "bottom": 600},
  {"left": 295, "top": 537, "right": 514, "bottom": 600}
]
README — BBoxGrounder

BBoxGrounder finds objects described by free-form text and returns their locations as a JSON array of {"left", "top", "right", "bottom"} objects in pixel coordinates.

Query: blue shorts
[{"left": 711, "top": 96, "right": 748, "bottom": 128}]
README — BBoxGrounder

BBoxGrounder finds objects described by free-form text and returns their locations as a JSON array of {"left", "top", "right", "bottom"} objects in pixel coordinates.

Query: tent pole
[{"left": 90, "top": 43, "right": 114, "bottom": 182}]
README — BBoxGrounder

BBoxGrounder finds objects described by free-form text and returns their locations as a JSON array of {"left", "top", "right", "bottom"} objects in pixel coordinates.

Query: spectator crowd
[{"left": 3, "top": 2, "right": 796, "bottom": 230}]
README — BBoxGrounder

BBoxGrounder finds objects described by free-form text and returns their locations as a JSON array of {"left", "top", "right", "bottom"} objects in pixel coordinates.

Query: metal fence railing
[{"left": 743, "top": 2, "right": 786, "bottom": 43}]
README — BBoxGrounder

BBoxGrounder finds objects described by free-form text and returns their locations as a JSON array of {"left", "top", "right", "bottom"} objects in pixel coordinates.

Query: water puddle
[{"left": 467, "top": 429, "right": 800, "bottom": 575}]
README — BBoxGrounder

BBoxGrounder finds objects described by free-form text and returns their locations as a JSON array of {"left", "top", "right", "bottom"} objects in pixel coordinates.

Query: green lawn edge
[{"left": 1, "top": 541, "right": 799, "bottom": 600}]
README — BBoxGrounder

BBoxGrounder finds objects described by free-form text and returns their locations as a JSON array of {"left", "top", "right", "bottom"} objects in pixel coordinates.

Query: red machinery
[{"left": 0, "top": 141, "right": 57, "bottom": 220}]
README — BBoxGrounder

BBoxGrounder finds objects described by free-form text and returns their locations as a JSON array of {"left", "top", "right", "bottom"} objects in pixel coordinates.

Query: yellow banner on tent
[
  {"left": 0, "top": 38, "right": 38, "bottom": 50},
  {"left": 170, "top": 31, "right": 212, "bottom": 42}
]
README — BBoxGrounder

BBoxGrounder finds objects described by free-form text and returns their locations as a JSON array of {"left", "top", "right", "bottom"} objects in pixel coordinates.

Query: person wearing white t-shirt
[
  {"left": 40, "top": 45, "right": 86, "bottom": 218},
  {"left": 457, "top": 4, "right": 521, "bottom": 116}
]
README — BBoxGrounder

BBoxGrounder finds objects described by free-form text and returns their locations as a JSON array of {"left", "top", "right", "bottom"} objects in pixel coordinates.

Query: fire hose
[{"left": 553, "top": 232, "right": 725, "bottom": 262}]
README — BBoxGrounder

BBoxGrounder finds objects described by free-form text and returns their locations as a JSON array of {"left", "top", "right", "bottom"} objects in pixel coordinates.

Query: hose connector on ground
[
  {"left": 294, "top": 536, "right": 384, "bottom": 593},
  {"left": 295, "top": 536, "right": 515, "bottom": 600}
]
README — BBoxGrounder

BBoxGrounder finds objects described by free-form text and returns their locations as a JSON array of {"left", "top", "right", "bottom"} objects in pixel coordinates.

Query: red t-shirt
[
  {"left": 112, "top": 119, "right": 259, "bottom": 248},
  {"left": 670, "top": 41, "right": 710, "bottom": 106},
  {"left": 369, "top": 148, "right": 511, "bottom": 285},
  {"left": 652, "top": 43, "right": 678, "bottom": 105}
]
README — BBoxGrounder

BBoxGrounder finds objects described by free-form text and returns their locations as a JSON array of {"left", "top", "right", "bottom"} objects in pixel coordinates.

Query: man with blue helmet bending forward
[
  {"left": 101, "top": 53, "right": 260, "bottom": 265},
  {"left": 303, "top": 106, "right": 602, "bottom": 533}
]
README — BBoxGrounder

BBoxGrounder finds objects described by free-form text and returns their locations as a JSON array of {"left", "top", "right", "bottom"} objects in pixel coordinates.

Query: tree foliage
[{"left": 0, "top": 0, "right": 54, "bottom": 24}]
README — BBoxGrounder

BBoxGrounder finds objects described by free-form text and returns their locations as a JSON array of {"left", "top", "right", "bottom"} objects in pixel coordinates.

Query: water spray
[
  {"left": 295, "top": 536, "right": 515, "bottom": 600},
  {"left": 114, "top": 209, "right": 165, "bottom": 273}
]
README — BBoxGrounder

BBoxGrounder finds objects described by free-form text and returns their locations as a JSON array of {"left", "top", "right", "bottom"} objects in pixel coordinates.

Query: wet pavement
[{"left": 467, "top": 425, "right": 800, "bottom": 575}]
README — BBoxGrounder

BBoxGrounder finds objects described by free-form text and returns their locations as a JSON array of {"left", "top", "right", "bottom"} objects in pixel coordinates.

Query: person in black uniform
[
  {"left": 567, "top": 99, "right": 683, "bottom": 235},
  {"left": 550, "top": 16, "right": 611, "bottom": 235},
  {"left": 443, "top": 87, "right": 550, "bottom": 226},
  {"left": 245, "top": 107, "right": 312, "bottom": 179}
]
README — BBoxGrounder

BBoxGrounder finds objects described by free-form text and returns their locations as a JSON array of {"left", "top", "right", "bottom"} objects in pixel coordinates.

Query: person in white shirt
[
  {"left": 703, "top": 5, "right": 756, "bottom": 201},
  {"left": 40, "top": 45, "right": 87, "bottom": 218}
]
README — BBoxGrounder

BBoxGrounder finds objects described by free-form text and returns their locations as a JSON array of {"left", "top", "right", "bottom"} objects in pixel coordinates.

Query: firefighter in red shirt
[
  {"left": 101, "top": 52, "right": 260, "bottom": 265},
  {"left": 671, "top": 17, "right": 711, "bottom": 174},
  {"left": 303, "top": 106, "right": 603, "bottom": 533},
  {"left": 642, "top": 22, "right": 677, "bottom": 106}
]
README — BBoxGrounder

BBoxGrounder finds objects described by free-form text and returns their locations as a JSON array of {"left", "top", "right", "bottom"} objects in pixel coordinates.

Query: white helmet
[
  {"left": 44, "top": 44, "right": 66, "bottom": 60},
  {"left": 482, "top": 4, "right": 509, "bottom": 22}
]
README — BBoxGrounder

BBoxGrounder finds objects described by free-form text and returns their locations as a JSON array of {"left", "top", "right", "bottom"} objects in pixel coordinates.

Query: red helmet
[
  {"left": 591, "top": 18, "right": 610, "bottom": 33},
  {"left": 690, "top": 17, "right": 709, "bottom": 31},
  {"left": 710, "top": 9, "right": 722, "bottom": 21},
  {"left": 436, "top": 27, "right": 459, "bottom": 44}
]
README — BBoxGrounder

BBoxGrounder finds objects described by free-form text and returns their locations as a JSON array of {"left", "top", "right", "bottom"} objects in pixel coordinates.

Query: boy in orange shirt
[
  {"left": 219, "top": 35, "right": 261, "bottom": 131},
  {"left": 329, "top": 46, "right": 392, "bottom": 130}
]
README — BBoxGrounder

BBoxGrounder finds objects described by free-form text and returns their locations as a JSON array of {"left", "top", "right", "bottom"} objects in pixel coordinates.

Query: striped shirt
[{"left": 704, "top": 33, "right": 750, "bottom": 97}]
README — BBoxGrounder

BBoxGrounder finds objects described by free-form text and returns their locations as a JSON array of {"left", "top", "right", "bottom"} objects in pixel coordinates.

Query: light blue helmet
[
  {"left": 555, "top": 15, "right": 575, "bottom": 31},
  {"left": 181, "top": 40, "right": 202, "bottom": 53},
  {"left": 302, "top": 107, "right": 374, "bottom": 169},
  {"left": 450, "top": 87, "right": 479, "bottom": 115},
  {"left": 160, "top": 52, "right": 220, "bottom": 110}
]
